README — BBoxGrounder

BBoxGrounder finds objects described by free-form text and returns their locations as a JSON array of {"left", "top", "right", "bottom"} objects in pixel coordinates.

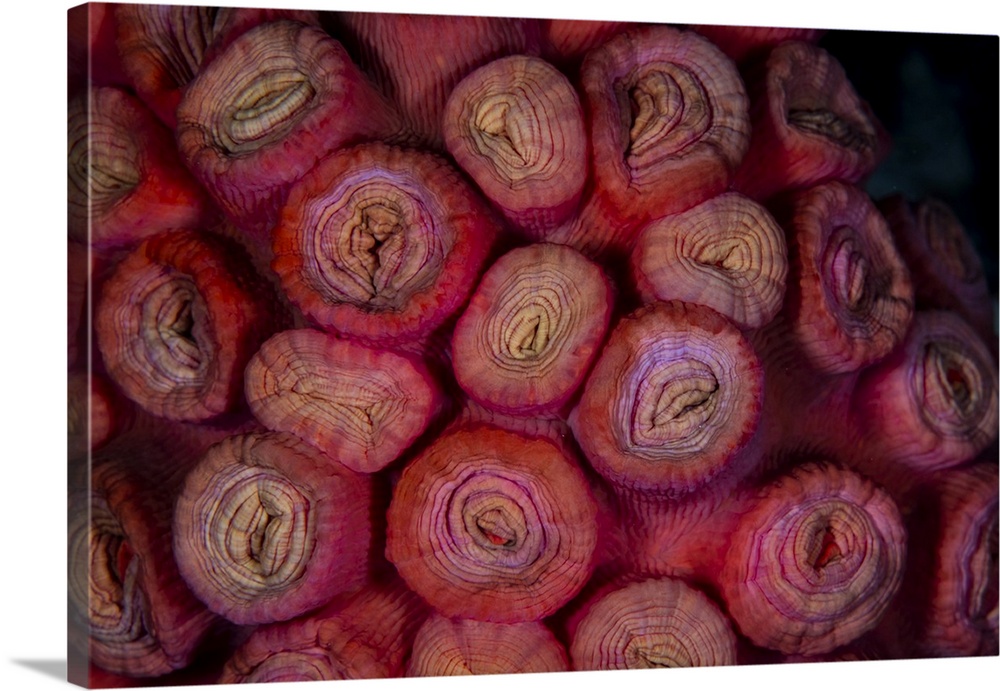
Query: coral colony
[{"left": 67, "top": 5, "right": 998, "bottom": 688}]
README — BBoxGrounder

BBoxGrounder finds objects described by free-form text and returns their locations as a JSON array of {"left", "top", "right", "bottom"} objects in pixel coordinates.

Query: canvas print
[{"left": 66, "top": 3, "right": 999, "bottom": 688}]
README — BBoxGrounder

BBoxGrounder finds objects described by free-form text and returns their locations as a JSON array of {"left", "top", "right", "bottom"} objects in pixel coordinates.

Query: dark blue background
[{"left": 822, "top": 30, "right": 998, "bottom": 297}]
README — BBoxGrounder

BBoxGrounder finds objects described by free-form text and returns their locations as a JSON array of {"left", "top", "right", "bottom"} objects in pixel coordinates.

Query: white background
[{"left": 2, "top": 0, "right": 996, "bottom": 689}]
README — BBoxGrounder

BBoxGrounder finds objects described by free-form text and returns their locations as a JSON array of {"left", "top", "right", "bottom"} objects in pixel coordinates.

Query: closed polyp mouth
[
  {"left": 473, "top": 96, "right": 536, "bottom": 173},
  {"left": 493, "top": 285, "right": 566, "bottom": 367},
  {"left": 205, "top": 466, "right": 314, "bottom": 594},
  {"left": 623, "top": 351, "right": 724, "bottom": 458},
  {"left": 142, "top": 276, "right": 208, "bottom": 379},
  {"left": 624, "top": 64, "right": 709, "bottom": 164},
  {"left": 696, "top": 237, "right": 750, "bottom": 275},
  {"left": 81, "top": 498, "right": 149, "bottom": 642},
  {"left": 74, "top": 118, "right": 141, "bottom": 212},
  {"left": 627, "top": 637, "right": 685, "bottom": 668},
  {"left": 221, "top": 68, "right": 315, "bottom": 154},
  {"left": 646, "top": 369, "right": 719, "bottom": 432},
  {"left": 311, "top": 178, "right": 446, "bottom": 309},
  {"left": 345, "top": 197, "right": 406, "bottom": 301}
]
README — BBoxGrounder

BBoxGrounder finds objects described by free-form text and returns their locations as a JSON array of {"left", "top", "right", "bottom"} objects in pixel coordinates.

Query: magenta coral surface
[{"left": 64, "top": 5, "right": 998, "bottom": 689}]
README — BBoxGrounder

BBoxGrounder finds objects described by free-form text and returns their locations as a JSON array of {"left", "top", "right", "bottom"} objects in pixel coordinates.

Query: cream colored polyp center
[
  {"left": 506, "top": 306, "right": 551, "bottom": 359},
  {"left": 79, "top": 115, "right": 141, "bottom": 210},
  {"left": 473, "top": 96, "right": 538, "bottom": 176},
  {"left": 626, "top": 356, "right": 722, "bottom": 456},
  {"left": 310, "top": 176, "right": 447, "bottom": 310},
  {"left": 225, "top": 69, "right": 315, "bottom": 153},
  {"left": 697, "top": 238, "right": 747, "bottom": 274},
  {"left": 488, "top": 276, "right": 572, "bottom": 373},
  {"left": 626, "top": 65, "right": 709, "bottom": 164},
  {"left": 203, "top": 465, "right": 314, "bottom": 597},
  {"left": 138, "top": 272, "right": 210, "bottom": 385},
  {"left": 345, "top": 198, "right": 406, "bottom": 297},
  {"left": 626, "top": 637, "right": 686, "bottom": 668},
  {"left": 81, "top": 497, "right": 150, "bottom": 644}
]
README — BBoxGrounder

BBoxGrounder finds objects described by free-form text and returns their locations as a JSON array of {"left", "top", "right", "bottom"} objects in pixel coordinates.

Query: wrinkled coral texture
[{"left": 69, "top": 8, "right": 998, "bottom": 687}]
